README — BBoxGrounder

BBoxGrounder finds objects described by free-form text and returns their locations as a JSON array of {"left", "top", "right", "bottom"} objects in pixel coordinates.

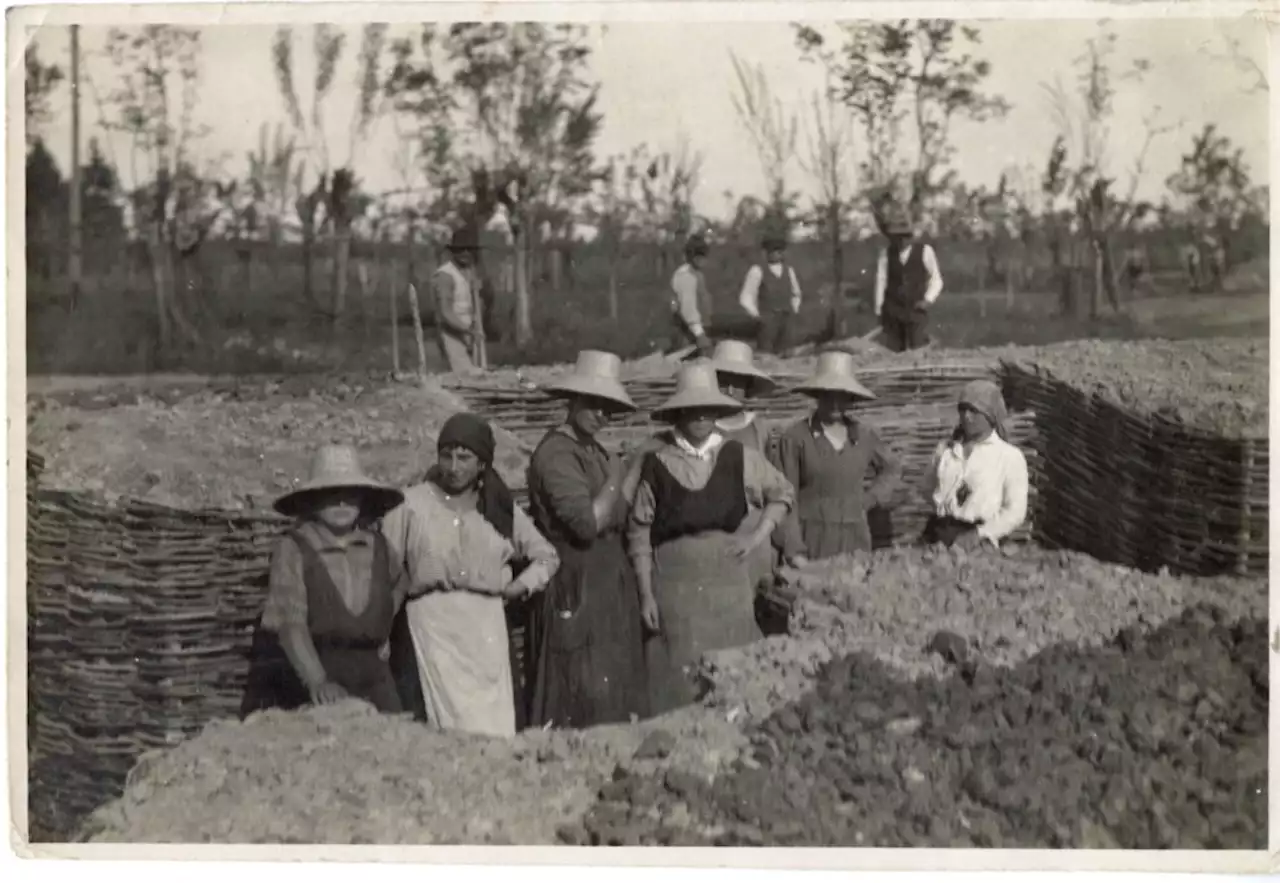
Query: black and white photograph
[{"left": 12, "top": 0, "right": 1273, "bottom": 868}]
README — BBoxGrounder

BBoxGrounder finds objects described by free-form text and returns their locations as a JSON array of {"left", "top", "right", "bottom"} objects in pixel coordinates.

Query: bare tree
[
  {"left": 799, "top": 79, "right": 856, "bottom": 333},
  {"left": 25, "top": 44, "right": 64, "bottom": 145},
  {"left": 1041, "top": 25, "right": 1179, "bottom": 317},
  {"left": 729, "top": 51, "right": 799, "bottom": 217},
  {"left": 103, "top": 25, "right": 218, "bottom": 357}
]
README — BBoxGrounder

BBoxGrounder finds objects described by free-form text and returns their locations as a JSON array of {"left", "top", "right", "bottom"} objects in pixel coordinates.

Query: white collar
[{"left": 674, "top": 431, "right": 723, "bottom": 460}]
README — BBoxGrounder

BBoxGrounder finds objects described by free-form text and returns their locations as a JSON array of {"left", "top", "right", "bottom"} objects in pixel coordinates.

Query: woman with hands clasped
[
  {"left": 525, "top": 351, "right": 657, "bottom": 729},
  {"left": 628, "top": 360, "right": 795, "bottom": 715},
  {"left": 382, "top": 413, "right": 559, "bottom": 738},
  {"left": 922, "top": 379, "right": 1029, "bottom": 551}
]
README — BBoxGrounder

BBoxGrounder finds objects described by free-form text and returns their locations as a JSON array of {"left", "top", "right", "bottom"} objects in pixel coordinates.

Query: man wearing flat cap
[
  {"left": 434, "top": 225, "right": 487, "bottom": 374},
  {"left": 739, "top": 231, "right": 802, "bottom": 355},
  {"left": 668, "top": 233, "right": 715, "bottom": 357},
  {"left": 874, "top": 207, "right": 944, "bottom": 353}
]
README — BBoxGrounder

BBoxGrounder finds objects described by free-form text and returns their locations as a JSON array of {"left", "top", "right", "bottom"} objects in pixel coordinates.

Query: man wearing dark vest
[
  {"left": 739, "top": 232, "right": 802, "bottom": 354},
  {"left": 874, "top": 207, "right": 944, "bottom": 352}
]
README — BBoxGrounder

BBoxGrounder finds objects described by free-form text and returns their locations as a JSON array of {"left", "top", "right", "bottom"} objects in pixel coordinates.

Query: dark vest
[
  {"left": 883, "top": 243, "right": 932, "bottom": 321},
  {"left": 641, "top": 441, "right": 749, "bottom": 546},
  {"left": 291, "top": 528, "right": 397, "bottom": 646},
  {"left": 758, "top": 264, "right": 793, "bottom": 313}
]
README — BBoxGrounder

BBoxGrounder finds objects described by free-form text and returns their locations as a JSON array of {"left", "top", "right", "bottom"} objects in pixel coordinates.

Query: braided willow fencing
[
  {"left": 25, "top": 356, "right": 1267, "bottom": 839},
  {"left": 448, "top": 361, "right": 1039, "bottom": 546},
  {"left": 1000, "top": 362, "right": 1268, "bottom": 577}
]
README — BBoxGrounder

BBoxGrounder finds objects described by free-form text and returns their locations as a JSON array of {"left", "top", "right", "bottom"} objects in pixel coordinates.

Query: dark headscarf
[{"left": 436, "top": 412, "right": 515, "bottom": 540}]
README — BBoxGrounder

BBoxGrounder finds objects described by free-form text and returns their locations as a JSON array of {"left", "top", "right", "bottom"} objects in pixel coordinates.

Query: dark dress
[
  {"left": 639, "top": 442, "right": 758, "bottom": 716},
  {"left": 240, "top": 529, "right": 403, "bottom": 718},
  {"left": 773, "top": 416, "right": 903, "bottom": 560},
  {"left": 525, "top": 427, "right": 649, "bottom": 729}
]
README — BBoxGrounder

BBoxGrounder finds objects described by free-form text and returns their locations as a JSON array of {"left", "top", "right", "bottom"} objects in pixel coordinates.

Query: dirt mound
[
  {"left": 28, "top": 377, "right": 530, "bottom": 512},
  {"left": 78, "top": 695, "right": 752, "bottom": 845},
  {"left": 576, "top": 604, "right": 1267, "bottom": 848},
  {"left": 698, "top": 546, "right": 1266, "bottom": 724}
]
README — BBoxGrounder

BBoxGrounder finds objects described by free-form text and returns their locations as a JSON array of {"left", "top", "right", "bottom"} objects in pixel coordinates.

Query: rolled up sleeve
[
  {"left": 673, "top": 271, "right": 705, "bottom": 336},
  {"left": 260, "top": 538, "right": 307, "bottom": 632},
  {"left": 743, "top": 446, "right": 794, "bottom": 513},
  {"left": 863, "top": 428, "right": 904, "bottom": 511}
]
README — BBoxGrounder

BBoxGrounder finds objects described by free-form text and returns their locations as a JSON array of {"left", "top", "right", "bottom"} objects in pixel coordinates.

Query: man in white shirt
[
  {"left": 669, "top": 233, "right": 714, "bottom": 356},
  {"left": 874, "top": 207, "right": 944, "bottom": 352},
  {"left": 433, "top": 226, "right": 486, "bottom": 374},
  {"left": 739, "top": 233, "right": 802, "bottom": 355},
  {"left": 922, "top": 379, "right": 1029, "bottom": 549}
]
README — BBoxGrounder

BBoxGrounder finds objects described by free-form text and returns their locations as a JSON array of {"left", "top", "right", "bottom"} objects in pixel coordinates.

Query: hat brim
[
  {"left": 793, "top": 378, "right": 877, "bottom": 400},
  {"left": 273, "top": 484, "right": 404, "bottom": 518},
  {"left": 542, "top": 378, "right": 637, "bottom": 411},
  {"left": 652, "top": 390, "right": 744, "bottom": 420},
  {"left": 885, "top": 223, "right": 912, "bottom": 235},
  {"left": 714, "top": 367, "right": 778, "bottom": 396}
]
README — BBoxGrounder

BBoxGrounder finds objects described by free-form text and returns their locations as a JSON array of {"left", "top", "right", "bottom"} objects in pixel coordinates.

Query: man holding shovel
[
  {"left": 873, "top": 207, "right": 944, "bottom": 353},
  {"left": 433, "top": 226, "right": 488, "bottom": 374}
]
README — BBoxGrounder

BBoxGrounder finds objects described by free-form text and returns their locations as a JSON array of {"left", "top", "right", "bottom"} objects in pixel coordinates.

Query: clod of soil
[{"left": 578, "top": 604, "right": 1268, "bottom": 848}]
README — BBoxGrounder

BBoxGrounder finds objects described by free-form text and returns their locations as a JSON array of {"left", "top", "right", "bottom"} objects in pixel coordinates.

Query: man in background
[
  {"left": 669, "top": 233, "right": 714, "bottom": 357},
  {"left": 874, "top": 207, "right": 944, "bottom": 353},
  {"left": 434, "top": 226, "right": 487, "bottom": 374},
  {"left": 739, "top": 232, "right": 802, "bottom": 355}
]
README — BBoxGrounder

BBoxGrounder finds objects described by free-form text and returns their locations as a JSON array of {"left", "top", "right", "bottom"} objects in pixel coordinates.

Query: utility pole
[{"left": 68, "top": 24, "right": 83, "bottom": 311}]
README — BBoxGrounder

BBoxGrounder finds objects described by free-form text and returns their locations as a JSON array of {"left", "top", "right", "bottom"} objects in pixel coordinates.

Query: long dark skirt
[
  {"left": 239, "top": 622, "right": 403, "bottom": 717},
  {"left": 529, "top": 532, "right": 649, "bottom": 729},
  {"left": 921, "top": 515, "right": 983, "bottom": 547}
]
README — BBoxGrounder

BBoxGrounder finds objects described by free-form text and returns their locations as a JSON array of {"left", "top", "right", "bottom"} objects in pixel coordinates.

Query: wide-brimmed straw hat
[
  {"left": 709, "top": 340, "right": 778, "bottom": 396},
  {"left": 273, "top": 444, "right": 404, "bottom": 518},
  {"left": 652, "top": 359, "right": 743, "bottom": 421},
  {"left": 542, "top": 350, "right": 637, "bottom": 411},
  {"left": 793, "top": 351, "right": 876, "bottom": 400}
]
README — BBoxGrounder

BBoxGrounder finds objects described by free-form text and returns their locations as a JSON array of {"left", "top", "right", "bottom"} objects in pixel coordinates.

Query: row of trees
[{"left": 25, "top": 21, "right": 1269, "bottom": 359}]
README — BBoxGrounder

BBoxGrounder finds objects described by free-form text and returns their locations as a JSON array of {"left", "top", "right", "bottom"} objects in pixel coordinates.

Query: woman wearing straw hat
[
  {"left": 628, "top": 360, "right": 795, "bottom": 715},
  {"left": 525, "top": 351, "right": 655, "bottom": 729},
  {"left": 922, "top": 379, "right": 1029, "bottom": 550},
  {"left": 240, "top": 444, "right": 408, "bottom": 718},
  {"left": 774, "top": 351, "right": 904, "bottom": 561},
  {"left": 382, "top": 413, "right": 560, "bottom": 737}
]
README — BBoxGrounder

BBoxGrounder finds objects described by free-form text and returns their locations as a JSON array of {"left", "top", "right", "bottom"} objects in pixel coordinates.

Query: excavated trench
[{"left": 571, "top": 604, "right": 1268, "bottom": 849}]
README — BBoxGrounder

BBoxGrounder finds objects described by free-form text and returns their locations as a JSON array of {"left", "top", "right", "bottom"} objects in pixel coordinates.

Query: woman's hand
[
  {"left": 787, "top": 554, "right": 810, "bottom": 569},
  {"left": 378, "top": 642, "right": 390, "bottom": 662},
  {"left": 639, "top": 590, "right": 661, "bottom": 633},
  {"left": 310, "top": 680, "right": 349, "bottom": 705},
  {"left": 500, "top": 580, "right": 530, "bottom": 600}
]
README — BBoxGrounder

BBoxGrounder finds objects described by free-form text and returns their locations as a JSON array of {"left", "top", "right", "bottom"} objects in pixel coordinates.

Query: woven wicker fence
[
  {"left": 1000, "top": 361, "right": 1268, "bottom": 577},
  {"left": 26, "top": 356, "right": 1263, "bottom": 837}
]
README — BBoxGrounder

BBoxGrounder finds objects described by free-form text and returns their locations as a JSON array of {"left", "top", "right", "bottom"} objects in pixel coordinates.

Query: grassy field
[{"left": 25, "top": 235, "right": 1270, "bottom": 376}]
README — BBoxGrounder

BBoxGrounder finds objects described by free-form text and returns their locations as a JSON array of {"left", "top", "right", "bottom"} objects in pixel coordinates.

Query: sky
[{"left": 27, "top": 15, "right": 1272, "bottom": 220}]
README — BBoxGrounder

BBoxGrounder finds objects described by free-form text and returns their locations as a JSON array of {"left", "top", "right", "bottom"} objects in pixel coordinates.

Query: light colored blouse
[
  {"left": 382, "top": 478, "right": 559, "bottom": 599},
  {"left": 628, "top": 431, "right": 795, "bottom": 562},
  {"left": 924, "top": 432, "right": 1029, "bottom": 544}
]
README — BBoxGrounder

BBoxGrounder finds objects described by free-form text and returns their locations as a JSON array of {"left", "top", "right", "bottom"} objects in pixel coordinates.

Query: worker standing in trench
[
  {"left": 668, "top": 233, "right": 715, "bottom": 357},
  {"left": 433, "top": 226, "right": 488, "bottom": 374},
  {"left": 738, "top": 231, "right": 803, "bottom": 355},
  {"left": 873, "top": 207, "right": 945, "bottom": 353}
]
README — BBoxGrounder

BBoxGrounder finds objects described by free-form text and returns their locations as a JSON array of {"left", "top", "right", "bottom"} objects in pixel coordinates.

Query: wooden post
[
  {"left": 407, "top": 283, "right": 429, "bottom": 377},
  {"left": 389, "top": 259, "right": 400, "bottom": 375},
  {"left": 68, "top": 25, "right": 82, "bottom": 310}
]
